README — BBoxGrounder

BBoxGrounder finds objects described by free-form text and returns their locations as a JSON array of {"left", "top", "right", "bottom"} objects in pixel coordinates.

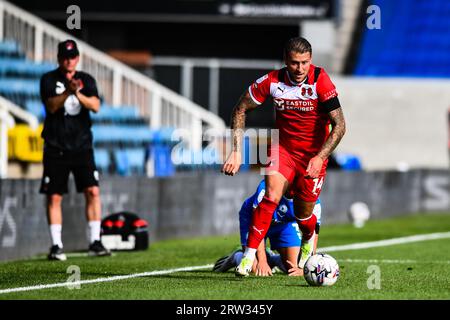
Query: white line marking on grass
[
  {"left": 0, "top": 264, "right": 213, "bottom": 295},
  {"left": 64, "top": 253, "right": 95, "bottom": 258},
  {"left": 29, "top": 252, "right": 117, "bottom": 260},
  {"left": 65, "top": 252, "right": 117, "bottom": 258},
  {"left": 318, "top": 231, "right": 450, "bottom": 252},
  {"left": 1, "top": 231, "right": 449, "bottom": 295},
  {"left": 339, "top": 258, "right": 450, "bottom": 264}
]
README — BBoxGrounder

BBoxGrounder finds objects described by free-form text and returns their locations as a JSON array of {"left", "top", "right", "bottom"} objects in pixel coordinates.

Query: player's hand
[
  {"left": 221, "top": 151, "right": 242, "bottom": 176},
  {"left": 306, "top": 155, "right": 323, "bottom": 179},
  {"left": 254, "top": 261, "right": 273, "bottom": 277},
  {"left": 286, "top": 260, "right": 303, "bottom": 277}
]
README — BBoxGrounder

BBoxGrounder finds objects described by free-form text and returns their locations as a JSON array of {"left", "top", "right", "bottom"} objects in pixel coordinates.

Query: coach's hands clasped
[{"left": 67, "top": 78, "right": 82, "bottom": 94}]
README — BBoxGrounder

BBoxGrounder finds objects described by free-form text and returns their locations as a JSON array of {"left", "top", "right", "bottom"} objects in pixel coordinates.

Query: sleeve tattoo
[
  {"left": 318, "top": 107, "right": 346, "bottom": 160},
  {"left": 230, "top": 90, "right": 258, "bottom": 152}
]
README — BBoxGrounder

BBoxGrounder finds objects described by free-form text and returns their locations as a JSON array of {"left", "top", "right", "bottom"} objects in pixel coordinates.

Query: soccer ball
[{"left": 304, "top": 253, "right": 339, "bottom": 286}]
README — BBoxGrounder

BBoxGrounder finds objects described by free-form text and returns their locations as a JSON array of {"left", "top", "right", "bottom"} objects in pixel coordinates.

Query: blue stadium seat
[
  {"left": 241, "top": 136, "right": 251, "bottom": 172},
  {"left": 335, "top": 153, "right": 362, "bottom": 171},
  {"left": 151, "top": 127, "right": 177, "bottom": 145},
  {"left": 0, "top": 78, "right": 40, "bottom": 95},
  {"left": 125, "top": 148, "right": 146, "bottom": 175},
  {"left": 92, "top": 125, "right": 153, "bottom": 145},
  {"left": 24, "top": 100, "right": 46, "bottom": 120},
  {"left": 0, "top": 40, "right": 23, "bottom": 58},
  {"left": 94, "top": 149, "right": 111, "bottom": 173},
  {"left": 113, "top": 149, "right": 129, "bottom": 176},
  {"left": 0, "top": 40, "right": 160, "bottom": 177},
  {"left": 169, "top": 146, "right": 219, "bottom": 172},
  {"left": 151, "top": 144, "right": 174, "bottom": 177},
  {"left": 113, "top": 148, "right": 146, "bottom": 176},
  {"left": 0, "top": 78, "right": 40, "bottom": 107},
  {"left": 355, "top": 0, "right": 450, "bottom": 77},
  {"left": 202, "top": 147, "right": 219, "bottom": 169},
  {"left": 0, "top": 58, "right": 54, "bottom": 78},
  {"left": 91, "top": 105, "right": 140, "bottom": 123}
]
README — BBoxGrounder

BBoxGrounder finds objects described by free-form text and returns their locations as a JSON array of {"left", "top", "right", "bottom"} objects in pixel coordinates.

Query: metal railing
[
  {"left": 0, "top": 95, "right": 38, "bottom": 177},
  {"left": 0, "top": 107, "right": 13, "bottom": 178},
  {"left": 152, "top": 56, "right": 284, "bottom": 116},
  {"left": 0, "top": 0, "right": 226, "bottom": 151}
]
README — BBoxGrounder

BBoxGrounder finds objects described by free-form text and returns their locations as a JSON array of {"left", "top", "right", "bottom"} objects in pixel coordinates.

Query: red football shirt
[{"left": 248, "top": 65, "right": 340, "bottom": 158}]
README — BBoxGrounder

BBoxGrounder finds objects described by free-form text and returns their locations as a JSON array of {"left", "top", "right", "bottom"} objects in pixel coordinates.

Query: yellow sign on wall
[{"left": 8, "top": 124, "right": 44, "bottom": 162}]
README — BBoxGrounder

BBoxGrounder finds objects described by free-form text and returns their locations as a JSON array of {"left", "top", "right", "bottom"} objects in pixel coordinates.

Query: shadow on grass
[
  {"left": 286, "top": 284, "right": 310, "bottom": 287},
  {"left": 145, "top": 271, "right": 298, "bottom": 284}
]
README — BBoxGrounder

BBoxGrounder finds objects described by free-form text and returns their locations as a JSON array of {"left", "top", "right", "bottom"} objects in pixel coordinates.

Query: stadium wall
[
  {"left": 334, "top": 77, "right": 450, "bottom": 170},
  {"left": 0, "top": 169, "right": 448, "bottom": 261}
]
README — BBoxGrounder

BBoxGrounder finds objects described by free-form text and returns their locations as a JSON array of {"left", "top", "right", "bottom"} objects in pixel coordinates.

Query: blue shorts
[
  {"left": 266, "top": 222, "right": 301, "bottom": 249},
  {"left": 238, "top": 197, "right": 321, "bottom": 250},
  {"left": 239, "top": 204, "right": 301, "bottom": 249}
]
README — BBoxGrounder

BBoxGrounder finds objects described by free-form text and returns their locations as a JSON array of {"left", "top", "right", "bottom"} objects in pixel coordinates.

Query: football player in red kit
[{"left": 222, "top": 37, "right": 346, "bottom": 277}]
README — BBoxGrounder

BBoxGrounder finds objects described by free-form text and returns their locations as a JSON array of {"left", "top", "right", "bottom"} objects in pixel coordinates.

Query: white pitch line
[
  {"left": 0, "top": 264, "right": 213, "bottom": 295},
  {"left": 339, "top": 258, "right": 450, "bottom": 264},
  {"left": 65, "top": 252, "right": 117, "bottom": 258},
  {"left": 318, "top": 231, "right": 450, "bottom": 252},
  {"left": 29, "top": 252, "right": 117, "bottom": 260},
  {"left": 1, "top": 231, "right": 449, "bottom": 295}
]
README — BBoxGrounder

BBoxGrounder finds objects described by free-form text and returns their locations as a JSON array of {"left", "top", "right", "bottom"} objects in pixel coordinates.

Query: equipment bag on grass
[{"left": 101, "top": 212, "right": 149, "bottom": 251}]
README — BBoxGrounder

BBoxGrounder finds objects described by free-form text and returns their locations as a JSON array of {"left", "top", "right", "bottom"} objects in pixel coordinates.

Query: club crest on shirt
[
  {"left": 301, "top": 86, "right": 313, "bottom": 97},
  {"left": 299, "top": 84, "right": 317, "bottom": 99}
]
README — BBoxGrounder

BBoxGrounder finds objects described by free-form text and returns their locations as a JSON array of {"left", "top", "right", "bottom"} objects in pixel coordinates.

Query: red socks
[
  {"left": 297, "top": 214, "right": 317, "bottom": 241},
  {"left": 246, "top": 196, "right": 278, "bottom": 249}
]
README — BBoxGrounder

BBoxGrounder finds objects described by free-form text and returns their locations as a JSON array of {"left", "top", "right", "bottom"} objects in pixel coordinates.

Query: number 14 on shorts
[{"left": 312, "top": 177, "right": 324, "bottom": 195}]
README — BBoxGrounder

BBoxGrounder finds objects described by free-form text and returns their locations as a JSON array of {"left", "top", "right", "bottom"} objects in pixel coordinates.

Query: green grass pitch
[{"left": 0, "top": 213, "right": 449, "bottom": 300}]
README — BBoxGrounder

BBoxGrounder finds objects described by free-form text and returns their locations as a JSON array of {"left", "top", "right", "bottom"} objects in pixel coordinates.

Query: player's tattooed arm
[
  {"left": 222, "top": 90, "right": 258, "bottom": 175},
  {"left": 317, "top": 107, "right": 346, "bottom": 160},
  {"left": 230, "top": 90, "right": 258, "bottom": 152}
]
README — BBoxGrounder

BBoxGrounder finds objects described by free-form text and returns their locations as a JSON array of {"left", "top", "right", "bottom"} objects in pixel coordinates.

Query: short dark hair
[{"left": 284, "top": 37, "right": 312, "bottom": 58}]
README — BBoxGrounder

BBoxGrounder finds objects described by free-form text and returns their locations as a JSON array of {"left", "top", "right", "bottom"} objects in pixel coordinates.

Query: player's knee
[
  {"left": 264, "top": 188, "right": 283, "bottom": 203},
  {"left": 47, "top": 194, "right": 62, "bottom": 206},
  {"left": 293, "top": 200, "right": 315, "bottom": 219},
  {"left": 84, "top": 186, "right": 100, "bottom": 199},
  {"left": 296, "top": 211, "right": 312, "bottom": 219},
  {"left": 266, "top": 195, "right": 282, "bottom": 204}
]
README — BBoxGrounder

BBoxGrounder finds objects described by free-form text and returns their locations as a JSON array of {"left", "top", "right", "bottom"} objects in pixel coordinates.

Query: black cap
[{"left": 57, "top": 39, "right": 79, "bottom": 58}]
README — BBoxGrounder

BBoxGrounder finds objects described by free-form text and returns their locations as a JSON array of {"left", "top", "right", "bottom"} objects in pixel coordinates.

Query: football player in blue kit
[{"left": 213, "top": 180, "right": 321, "bottom": 276}]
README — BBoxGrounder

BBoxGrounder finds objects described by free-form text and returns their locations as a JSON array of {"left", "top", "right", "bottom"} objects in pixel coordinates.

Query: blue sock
[{"left": 233, "top": 251, "right": 243, "bottom": 266}]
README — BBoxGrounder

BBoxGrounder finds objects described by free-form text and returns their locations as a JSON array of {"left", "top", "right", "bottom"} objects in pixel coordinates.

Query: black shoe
[
  {"left": 88, "top": 240, "right": 111, "bottom": 257},
  {"left": 48, "top": 245, "right": 67, "bottom": 261},
  {"left": 213, "top": 248, "right": 243, "bottom": 272}
]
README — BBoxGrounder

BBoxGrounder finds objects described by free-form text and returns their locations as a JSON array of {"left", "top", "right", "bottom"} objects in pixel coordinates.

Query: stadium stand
[
  {"left": 0, "top": 38, "right": 216, "bottom": 176},
  {"left": 355, "top": 0, "right": 450, "bottom": 77},
  {"left": 0, "top": 1, "right": 226, "bottom": 178},
  {"left": 0, "top": 40, "right": 23, "bottom": 58},
  {"left": 0, "top": 42, "right": 150, "bottom": 175}
]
